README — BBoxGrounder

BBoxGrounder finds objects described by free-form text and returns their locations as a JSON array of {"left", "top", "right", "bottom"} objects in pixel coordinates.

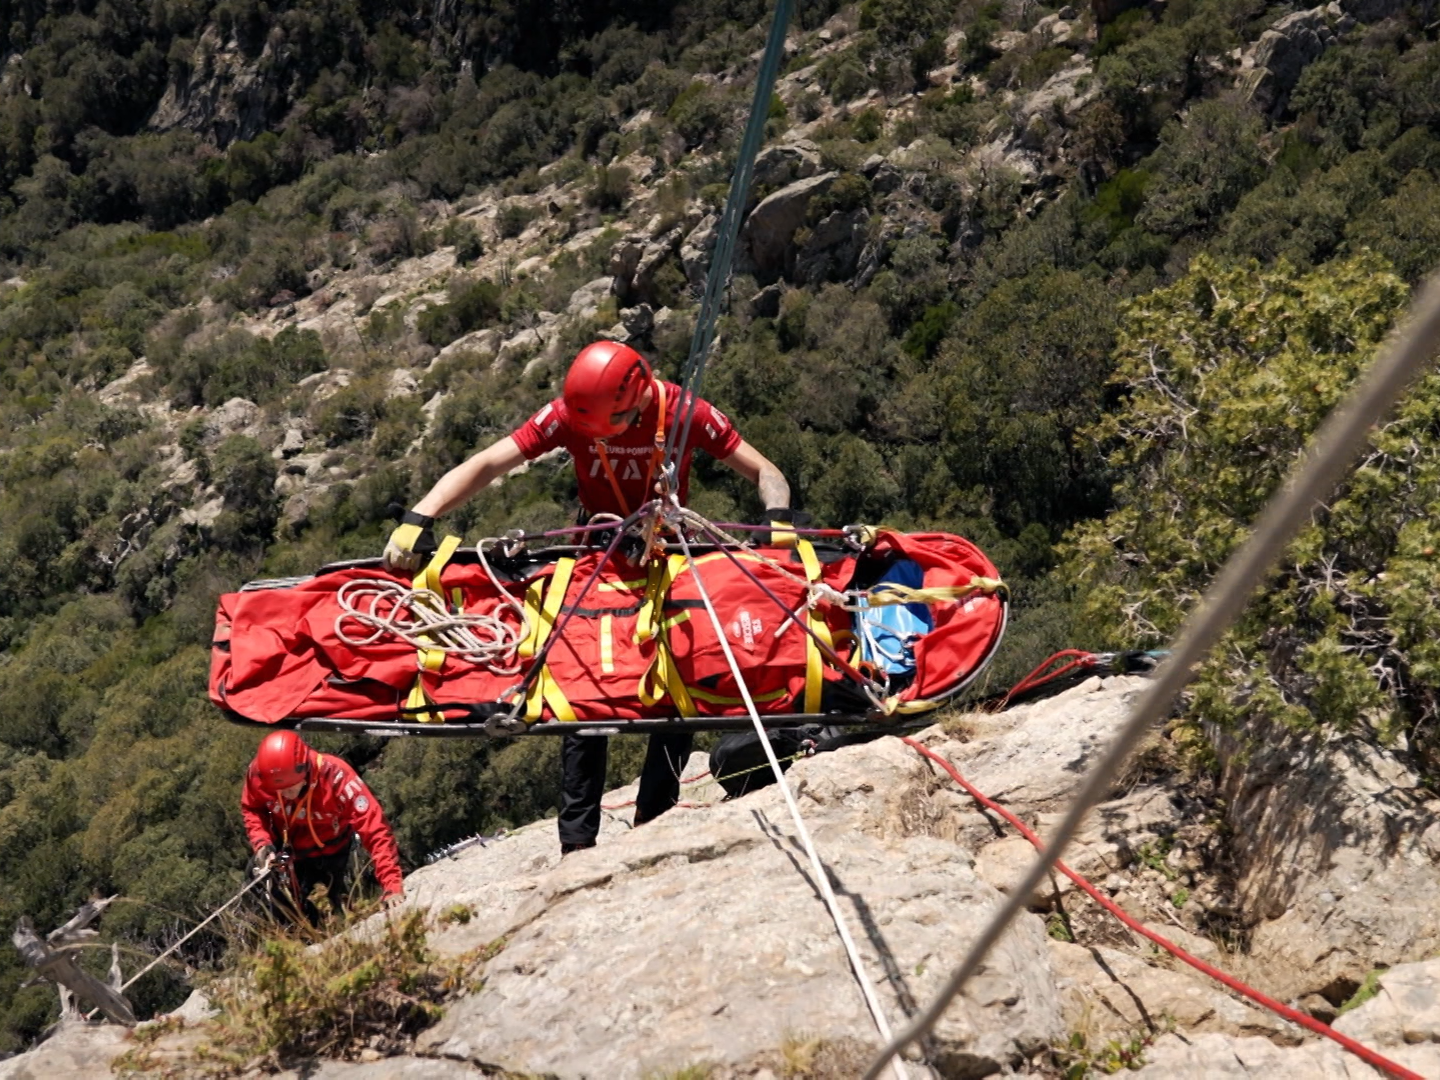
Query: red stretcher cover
[{"left": 209, "top": 531, "right": 1004, "bottom": 725}]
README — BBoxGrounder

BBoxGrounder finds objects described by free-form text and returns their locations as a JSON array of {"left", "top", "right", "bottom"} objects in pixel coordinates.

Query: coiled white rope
[{"left": 334, "top": 547, "right": 530, "bottom": 675}]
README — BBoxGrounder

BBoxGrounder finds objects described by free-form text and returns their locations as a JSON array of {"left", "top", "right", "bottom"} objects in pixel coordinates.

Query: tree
[{"left": 1063, "top": 254, "right": 1432, "bottom": 752}]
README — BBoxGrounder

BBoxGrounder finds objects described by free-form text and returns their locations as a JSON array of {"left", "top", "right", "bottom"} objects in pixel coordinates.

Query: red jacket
[
  {"left": 241, "top": 754, "right": 404, "bottom": 895},
  {"left": 510, "top": 381, "right": 742, "bottom": 517}
]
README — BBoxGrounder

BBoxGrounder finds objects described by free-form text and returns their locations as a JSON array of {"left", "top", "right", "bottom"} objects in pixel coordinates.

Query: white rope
[
  {"left": 673, "top": 525, "right": 910, "bottom": 1080},
  {"left": 84, "top": 870, "right": 273, "bottom": 1019},
  {"left": 335, "top": 574, "right": 529, "bottom": 675}
]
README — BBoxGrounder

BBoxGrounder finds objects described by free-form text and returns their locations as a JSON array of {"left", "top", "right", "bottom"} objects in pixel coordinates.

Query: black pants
[
  {"left": 250, "top": 846, "right": 352, "bottom": 925},
  {"left": 557, "top": 731, "right": 693, "bottom": 849}
]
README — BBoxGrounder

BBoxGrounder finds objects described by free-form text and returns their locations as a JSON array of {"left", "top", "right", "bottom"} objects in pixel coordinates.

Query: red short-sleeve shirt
[{"left": 510, "top": 381, "right": 742, "bottom": 517}]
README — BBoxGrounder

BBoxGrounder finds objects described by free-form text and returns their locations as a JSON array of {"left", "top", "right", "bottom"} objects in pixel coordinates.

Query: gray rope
[
  {"left": 863, "top": 272, "right": 1440, "bottom": 1080},
  {"left": 83, "top": 870, "right": 273, "bottom": 1020},
  {"left": 663, "top": 0, "right": 795, "bottom": 475}
]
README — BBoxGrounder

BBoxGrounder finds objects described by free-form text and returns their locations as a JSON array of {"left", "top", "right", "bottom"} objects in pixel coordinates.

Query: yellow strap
[
  {"left": 519, "top": 580, "right": 544, "bottom": 659},
  {"left": 412, "top": 534, "right": 462, "bottom": 596},
  {"left": 796, "top": 538, "right": 831, "bottom": 714},
  {"left": 637, "top": 555, "right": 686, "bottom": 643},
  {"left": 770, "top": 518, "right": 798, "bottom": 549},
  {"left": 598, "top": 577, "right": 649, "bottom": 592},
  {"left": 689, "top": 684, "right": 787, "bottom": 707},
  {"left": 404, "top": 534, "right": 463, "bottom": 722},
  {"left": 632, "top": 608, "right": 690, "bottom": 644},
  {"left": 638, "top": 642, "right": 697, "bottom": 716},
  {"left": 523, "top": 558, "right": 576, "bottom": 723},
  {"left": 864, "top": 578, "right": 1006, "bottom": 606},
  {"left": 600, "top": 615, "right": 614, "bottom": 674},
  {"left": 527, "top": 664, "right": 577, "bottom": 723}
]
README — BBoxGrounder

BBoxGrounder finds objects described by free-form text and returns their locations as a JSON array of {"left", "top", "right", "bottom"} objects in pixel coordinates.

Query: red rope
[
  {"left": 1001, "top": 649, "right": 1097, "bottom": 707},
  {"left": 900, "top": 736, "right": 1424, "bottom": 1080}
]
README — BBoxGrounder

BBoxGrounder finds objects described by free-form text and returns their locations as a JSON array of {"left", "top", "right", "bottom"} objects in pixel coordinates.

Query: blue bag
[{"left": 855, "top": 560, "right": 934, "bottom": 676}]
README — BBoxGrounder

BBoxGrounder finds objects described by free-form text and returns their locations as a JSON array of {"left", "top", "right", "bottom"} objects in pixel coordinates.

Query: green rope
[{"left": 663, "top": 0, "right": 795, "bottom": 475}]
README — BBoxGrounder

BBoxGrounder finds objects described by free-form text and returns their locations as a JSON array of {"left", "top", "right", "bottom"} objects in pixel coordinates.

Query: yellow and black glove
[{"left": 383, "top": 510, "right": 437, "bottom": 572}]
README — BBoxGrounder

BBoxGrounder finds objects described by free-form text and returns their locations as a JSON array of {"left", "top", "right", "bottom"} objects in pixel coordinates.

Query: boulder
[
  {"left": 203, "top": 398, "right": 260, "bottom": 442},
  {"left": 631, "top": 227, "right": 685, "bottom": 303},
  {"left": 737, "top": 172, "right": 838, "bottom": 283},
  {"left": 1238, "top": 9, "right": 1336, "bottom": 117},
  {"left": 1216, "top": 717, "right": 1440, "bottom": 1005},
  {"left": 680, "top": 213, "right": 719, "bottom": 289},
  {"left": 386, "top": 369, "right": 419, "bottom": 399},
  {"left": 276, "top": 426, "right": 306, "bottom": 459},
  {"left": 752, "top": 141, "right": 822, "bottom": 191},
  {"left": 749, "top": 283, "right": 783, "bottom": 319},
  {"left": 565, "top": 277, "right": 615, "bottom": 321},
  {"left": 432, "top": 327, "right": 502, "bottom": 367},
  {"left": 98, "top": 360, "right": 156, "bottom": 407},
  {"left": 0, "top": 1020, "right": 130, "bottom": 1080},
  {"left": 792, "top": 207, "right": 868, "bottom": 286}
]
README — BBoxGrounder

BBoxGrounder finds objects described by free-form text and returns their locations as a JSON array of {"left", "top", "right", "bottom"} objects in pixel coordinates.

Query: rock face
[
  {"left": 413, "top": 731, "right": 1067, "bottom": 1079},
  {"left": 1239, "top": 9, "right": 1337, "bottom": 117},
  {"left": 738, "top": 171, "right": 838, "bottom": 283},
  {"left": 13, "top": 677, "right": 1440, "bottom": 1079},
  {"left": 1215, "top": 718, "right": 1440, "bottom": 1006},
  {"left": 148, "top": 27, "right": 271, "bottom": 146}
]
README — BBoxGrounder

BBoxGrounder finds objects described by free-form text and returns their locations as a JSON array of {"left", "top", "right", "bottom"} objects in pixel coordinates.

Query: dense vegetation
[{"left": 2, "top": 0, "right": 1440, "bottom": 1053}]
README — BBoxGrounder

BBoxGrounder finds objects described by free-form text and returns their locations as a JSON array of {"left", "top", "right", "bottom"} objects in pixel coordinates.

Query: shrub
[
  {"left": 584, "top": 164, "right": 631, "bottom": 211},
  {"left": 442, "top": 218, "right": 484, "bottom": 266},
  {"left": 121, "top": 911, "right": 474, "bottom": 1074},
  {"left": 416, "top": 276, "right": 502, "bottom": 348},
  {"left": 1063, "top": 254, "right": 1419, "bottom": 745},
  {"left": 496, "top": 202, "right": 538, "bottom": 239}
]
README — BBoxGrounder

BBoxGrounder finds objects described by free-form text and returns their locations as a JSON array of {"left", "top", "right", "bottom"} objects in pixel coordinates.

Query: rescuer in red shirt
[
  {"left": 383, "top": 340, "right": 794, "bottom": 853},
  {"left": 242, "top": 731, "right": 406, "bottom": 920}
]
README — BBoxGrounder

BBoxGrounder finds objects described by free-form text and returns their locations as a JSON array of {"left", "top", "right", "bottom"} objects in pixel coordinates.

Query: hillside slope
[
  {"left": 4, "top": 0, "right": 1440, "bottom": 1060},
  {"left": 8, "top": 677, "right": 1440, "bottom": 1077}
]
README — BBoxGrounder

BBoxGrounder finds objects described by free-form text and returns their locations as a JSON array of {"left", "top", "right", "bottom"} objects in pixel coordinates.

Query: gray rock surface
[
  {"left": 752, "top": 142, "right": 823, "bottom": 192},
  {"left": 793, "top": 207, "right": 868, "bottom": 285},
  {"left": 1049, "top": 940, "right": 1297, "bottom": 1045},
  {"left": 1239, "top": 8, "right": 1337, "bottom": 117},
  {"left": 0, "top": 1020, "right": 129, "bottom": 1080},
  {"left": 415, "top": 733, "right": 1064, "bottom": 1079},
  {"left": 738, "top": 172, "right": 838, "bottom": 282},
  {"left": 1216, "top": 718, "right": 1440, "bottom": 1004}
]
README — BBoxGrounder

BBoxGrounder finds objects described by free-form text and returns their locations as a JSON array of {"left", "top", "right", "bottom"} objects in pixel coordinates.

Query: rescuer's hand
[
  {"left": 383, "top": 510, "right": 437, "bottom": 572},
  {"left": 379, "top": 891, "right": 406, "bottom": 911},
  {"left": 253, "top": 844, "right": 277, "bottom": 875}
]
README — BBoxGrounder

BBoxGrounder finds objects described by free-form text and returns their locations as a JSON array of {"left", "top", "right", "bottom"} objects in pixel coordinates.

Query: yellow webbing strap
[
  {"left": 796, "top": 538, "right": 831, "bottom": 714},
  {"left": 412, "top": 534, "right": 462, "bottom": 599},
  {"left": 634, "top": 554, "right": 696, "bottom": 715},
  {"left": 405, "top": 534, "right": 463, "bottom": 723},
  {"left": 523, "top": 558, "right": 577, "bottom": 723},
  {"left": 636, "top": 555, "right": 687, "bottom": 643},
  {"left": 638, "top": 640, "right": 697, "bottom": 716},
  {"left": 864, "top": 577, "right": 1007, "bottom": 606}
]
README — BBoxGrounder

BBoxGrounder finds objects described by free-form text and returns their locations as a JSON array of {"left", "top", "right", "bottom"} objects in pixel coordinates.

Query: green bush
[
  {"left": 442, "top": 218, "right": 484, "bottom": 266},
  {"left": 416, "top": 276, "right": 502, "bottom": 348},
  {"left": 1064, "top": 254, "right": 1417, "bottom": 742}
]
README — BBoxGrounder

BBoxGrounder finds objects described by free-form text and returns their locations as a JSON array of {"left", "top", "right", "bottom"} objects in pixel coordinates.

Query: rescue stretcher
[{"left": 209, "top": 524, "right": 1008, "bottom": 738}]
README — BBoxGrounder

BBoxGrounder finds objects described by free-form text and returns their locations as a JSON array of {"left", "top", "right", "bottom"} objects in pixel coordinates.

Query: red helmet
[
  {"left": 563, "top": 341, "right": 654, "bottom": 438},
  {"left": 253, "top": 731, "right": 315, "bottom": 792}
]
